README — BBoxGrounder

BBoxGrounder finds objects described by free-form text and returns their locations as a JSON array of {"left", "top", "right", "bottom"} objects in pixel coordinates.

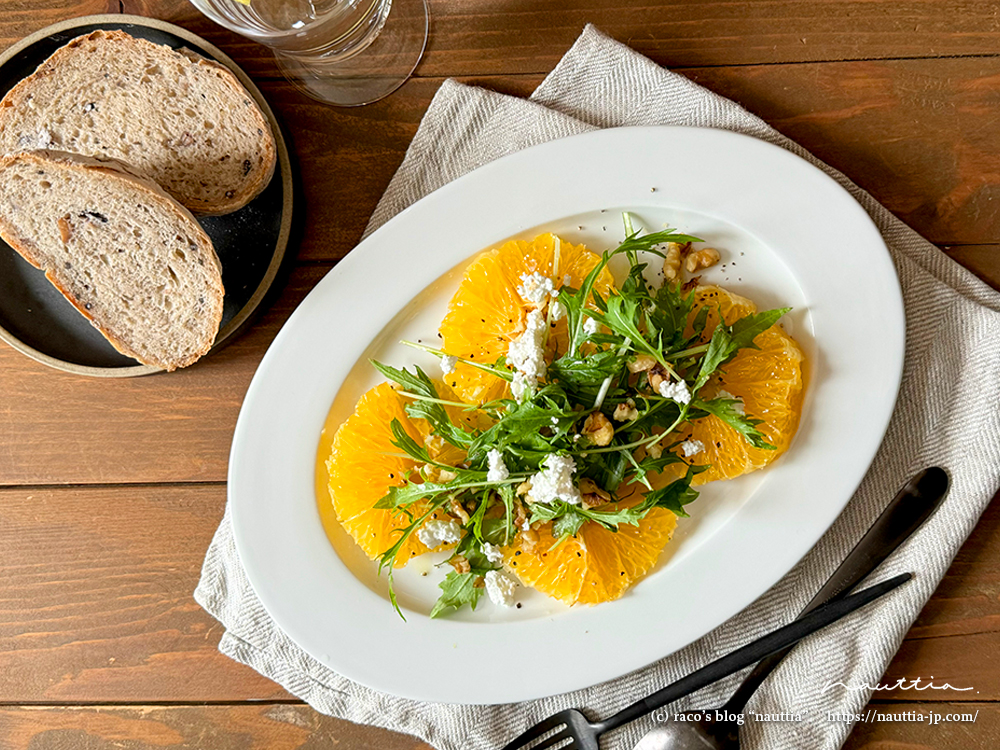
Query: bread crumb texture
[
  {"left": 0, "top": 30, "right": 276, "bottom": 215},
  {"left": 0, "top": 151, "right": 224, "bottom": 370}
]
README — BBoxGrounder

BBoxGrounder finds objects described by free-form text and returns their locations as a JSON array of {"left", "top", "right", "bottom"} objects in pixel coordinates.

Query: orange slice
[
  {"left": 505, "top": 495, "right": 677, "bottom": 605},
  {"left": 439, "top": 233, "right": 614, "bottom": 404},
  {"left": 687, "top": 285, "right": 757, "bottom": 337},
  {"left": 326, "top": 382, "right": 469, "bottom": 566},
  {"left": 679, "top": 285, "right": 804, "bottom": 485}
]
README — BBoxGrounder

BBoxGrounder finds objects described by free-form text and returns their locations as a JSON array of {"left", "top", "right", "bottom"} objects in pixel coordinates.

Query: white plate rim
[{"left": 228, "top": 125, "right": 905, "bottom": 704}]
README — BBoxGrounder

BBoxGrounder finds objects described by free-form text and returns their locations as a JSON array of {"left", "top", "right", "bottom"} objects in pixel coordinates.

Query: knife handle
[{"left": 599, "top": 573, "right": 912, "bottom": 734}]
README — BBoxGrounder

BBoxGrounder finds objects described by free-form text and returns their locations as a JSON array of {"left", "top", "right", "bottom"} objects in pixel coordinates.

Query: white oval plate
[{"left": 229, "top": 126, "right": 904, "bottom": 705}]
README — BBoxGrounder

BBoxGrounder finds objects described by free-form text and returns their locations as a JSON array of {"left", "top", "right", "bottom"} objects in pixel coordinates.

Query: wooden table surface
[{"left": 2, "top": 1, "right": 999, "bottom": 748}]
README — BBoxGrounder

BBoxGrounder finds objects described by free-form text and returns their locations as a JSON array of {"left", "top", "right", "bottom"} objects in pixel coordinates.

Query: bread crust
[
  {"left": 0, "top": 150, "right": 224, "bottom": 371},
  {"left": 0, "top": 30, "right": 276, "bottom": 215}
]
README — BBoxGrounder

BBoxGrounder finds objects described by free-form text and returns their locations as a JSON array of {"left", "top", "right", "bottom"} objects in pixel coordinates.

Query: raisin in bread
[
  {"left": 0, "top": 30, "right": 275, "bottom": 215},
  {"left": 0, "top": 150, "right": 224, "bottom": 370}
]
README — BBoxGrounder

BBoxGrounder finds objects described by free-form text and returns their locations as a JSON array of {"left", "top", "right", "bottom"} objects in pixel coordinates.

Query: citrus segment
[
  {"left": 326, "top": 382, "right": 466, "bottom": 565},
  {"left": 439, "top": 233, "right": 614, "bottom": 404},
  {"left": 686, "top": 285, "right": 756, "bottom": 340},
  {"left": 506, "top": 502, "right": 677, "bottom": 606},
  {"left": 678, "top": 285, "right": 804, "bottom": 485}
]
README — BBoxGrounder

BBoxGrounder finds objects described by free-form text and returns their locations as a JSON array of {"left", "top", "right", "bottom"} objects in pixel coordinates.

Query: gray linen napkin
[{"left": 197, "top": 25, "right": 1000, "bottom": 750}]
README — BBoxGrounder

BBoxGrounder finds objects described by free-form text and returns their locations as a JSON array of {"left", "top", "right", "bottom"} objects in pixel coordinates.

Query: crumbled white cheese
[
  {"left": 440, "top": 354, "right": 458, "bottom": 376},
  {"left": 518, "top": 515, "right": 531, "bottom": 532},
  {"left": 511, "top": 372, "right": 530, "bottom": 402},
  {"left": 529, "top": 453, "right": 581, "bottom": 506},
  {"left": 658, "top": 378, "right": 692, "bottom": 404},
  {"left": 550, "top": 416, "right": 559, "bottom": 425},
  {"left": 484, "top": 570, "right": 518, "bottom": 607},
  {"left": 482, "top": 542, "right": 504, "bottom": 565},
  {"left": 416, "top": 519, "right": 462, "bottom": 548},
  {"left": 583, "top": 317, "right": 599, "bottom": 335},
  {"left": 517, "top": 272, "right": 556, "bottom": 306},
  {"left": 508, "top": 308, "right": 547, "bottom": 401},
  {"left": 680, "top": 439, "right": 705, "bottom": 457},
  {"left": 486, "top": 448, "right": 509, "bottom": 483},
  {"left": 550, "top": 300, "right": 566, "bottom": 321},
  {"left": 717, "top": 388, "right": 745, "bottom": 415}
]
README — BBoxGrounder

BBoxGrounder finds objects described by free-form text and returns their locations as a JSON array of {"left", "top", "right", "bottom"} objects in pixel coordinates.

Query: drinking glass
[{"left": 188, "top": 0, "right": 429, "bottom": 106}]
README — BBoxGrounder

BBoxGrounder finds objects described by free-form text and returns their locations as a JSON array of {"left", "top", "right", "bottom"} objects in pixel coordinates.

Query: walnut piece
[
  {"left": 423, "top": 434, "right": 445, "bottom": 453},
  {"left": 579, "top": 477, "right": 612, "bottom": 508},
  {"left": 686, "top": 247, "right": 721, "bottom": 273},
  {"left": 647, "top": 364, "right": 670, "bottom": 394},
  {"left": 662, "top": 242, "right": 690, "bottom": 281},
  {"left": 449, "top": 498, "right": 471, "bottom": 524},
  {"left": 628, "top": 354, "right": 657, "bottom": 373},
  {"left": 613, "top": 400, "right": 639, "bottom": 422},
  {"left": 423, "top": 464, "right": 457, "bottom": 483},
  {"left": 450, "top": 555, "right": 471, "bottom": 574},
  {"left": 582, "top": 411, "right": 615, "bottom": 446}
]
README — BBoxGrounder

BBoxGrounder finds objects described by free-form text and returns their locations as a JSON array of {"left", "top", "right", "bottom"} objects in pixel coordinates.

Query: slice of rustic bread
[
  {"left": 0, "top": 30, "right": 276, "bottom": 216},
  {"left": 0, "top": 150, "right": 224, "bottom": 370}
]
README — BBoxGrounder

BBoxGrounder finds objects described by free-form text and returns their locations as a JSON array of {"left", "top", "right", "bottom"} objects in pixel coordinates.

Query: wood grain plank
[
  {"left": 0, "top": 0, "right": 117, "bottom": 52},
  {"left": 0, "top": 485, "right": 288, "bottom": 702},
  {"left": 944, "top": 245, "right": 1000, "bottom": 290},
  {"left": 3, "top": 12, "right": 1000, "bottom": 258},
  {"left": 256, "top": 74, "right": 539, "bottom": 265},
  {"left": 0, "top": 62, "right": 996, "bottom": 481},
  {"left": 0, "top": 264, "right": 328, "bottom": 486},
  {"left": 117, "top": 0, "right": 1000, "bottom": 79},
  {"left": 0, "top": 5, "right": 993, "bottom": 750},
  {"left": 903, "top": 489, "right": 1000, "bottom": 643},
  {"left": 685, "top": 58, "right": 1000, "bottom": 246},
  {"left": 878, "top": 632, "right": 1000, "bottom": 703},
  {"left": 6, "top": 50, "right": 1000, "bottom": 260},
  {"left": 258, "top": 60, "right": 1000, "bottom": 264},
  {"left": 1, "top": 485, "right": 998, "bottom": 703},
  {"left": 0, "top": 702, "right": 995, "bottom": 750},
  {"left": 873, "top": 490, "right": 1000, "bottom": 702},
  {"left": 0, "top": 704, "right": 430, "bottom": 750}
]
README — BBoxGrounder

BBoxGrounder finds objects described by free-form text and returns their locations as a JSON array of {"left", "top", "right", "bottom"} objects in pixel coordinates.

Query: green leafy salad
[{"left": 358, "top": 217, "right": 791, "bottom": 618}]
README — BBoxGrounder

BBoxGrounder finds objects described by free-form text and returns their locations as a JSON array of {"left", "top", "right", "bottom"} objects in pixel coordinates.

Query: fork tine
[
  {"left": 530, "top": 728, "right": 576, "bottom": 750},
  {"left": 500, "top": 714, "right": 571, "bottom": 750}
]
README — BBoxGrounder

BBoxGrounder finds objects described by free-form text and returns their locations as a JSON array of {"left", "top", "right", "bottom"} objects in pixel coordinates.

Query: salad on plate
[{"left": 324, "top": 217, "right": 805, "bottom": 618}]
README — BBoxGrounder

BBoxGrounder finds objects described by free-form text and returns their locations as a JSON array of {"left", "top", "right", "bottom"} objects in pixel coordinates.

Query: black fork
[{"left": 500, "top": 573, "right": 912, "bottom": 750}]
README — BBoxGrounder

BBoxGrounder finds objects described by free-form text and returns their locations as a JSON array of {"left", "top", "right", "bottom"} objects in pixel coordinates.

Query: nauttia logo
[{"left": 821, "top": 676, "right": 975, "bottom": 694}]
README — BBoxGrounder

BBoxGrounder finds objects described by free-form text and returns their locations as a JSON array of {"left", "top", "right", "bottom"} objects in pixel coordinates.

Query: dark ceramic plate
[{"left": 0, "top": 15, "right": 294, "bottom": 376}]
